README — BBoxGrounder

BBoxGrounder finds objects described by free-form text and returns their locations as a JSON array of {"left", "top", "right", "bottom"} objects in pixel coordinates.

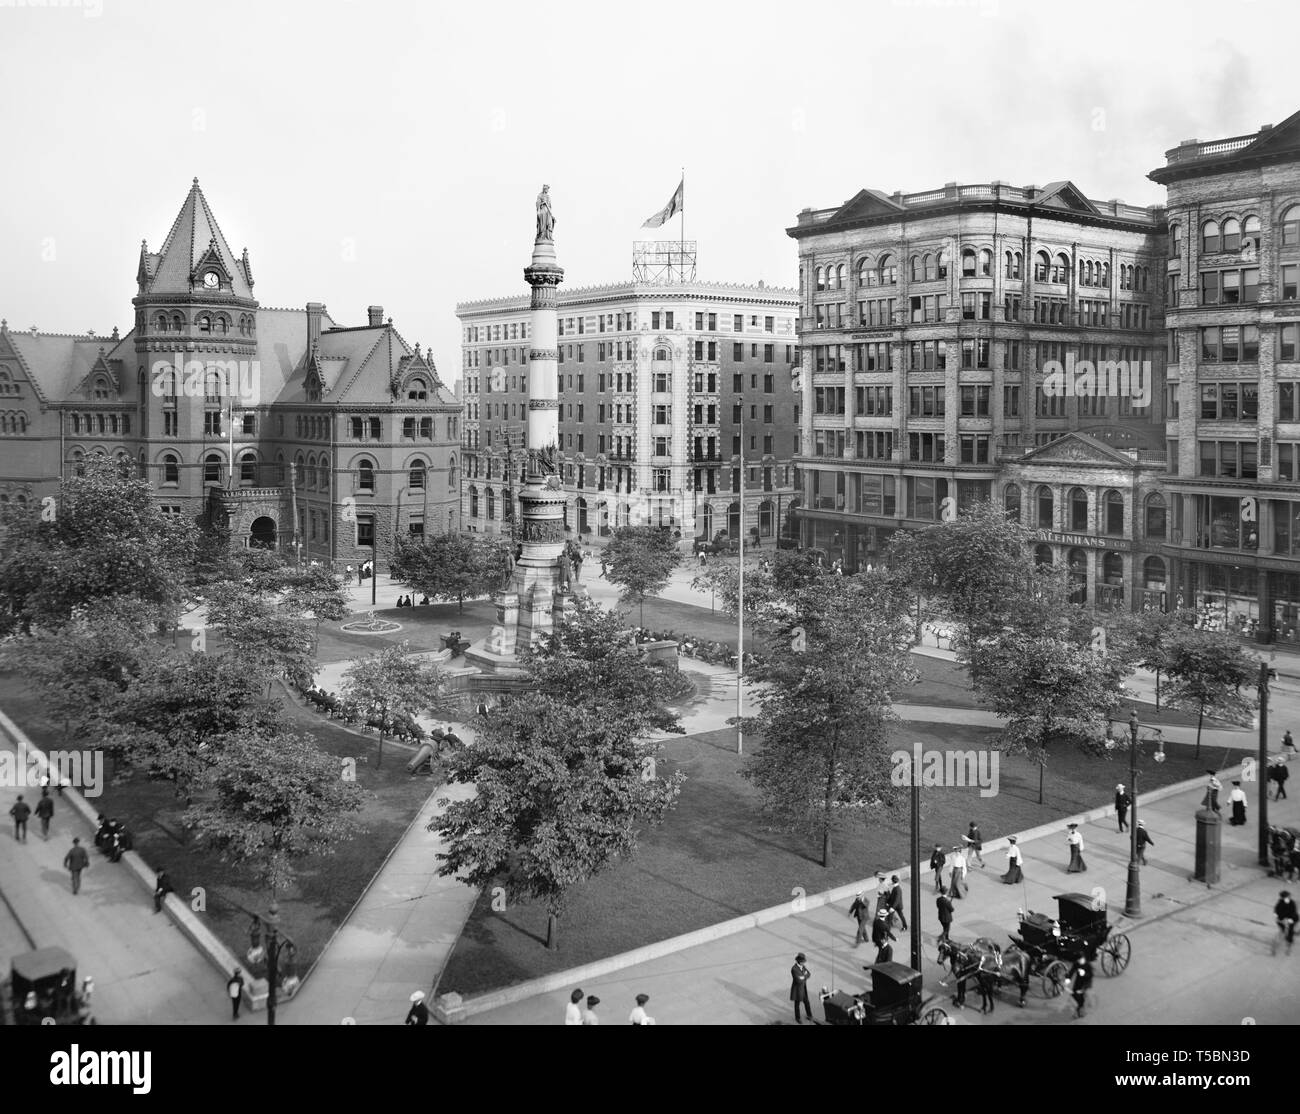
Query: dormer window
[
  {"left": 407, "top": 377, "right": 428, "bottom": 401},
  {"left": 93, "top": 379, "right": 110, "bottom": 400}
]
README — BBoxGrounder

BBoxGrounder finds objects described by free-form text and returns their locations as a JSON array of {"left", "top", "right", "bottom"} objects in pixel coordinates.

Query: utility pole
[{"left": 1259, "top": 661, "right": 1275, "bottom": 868}]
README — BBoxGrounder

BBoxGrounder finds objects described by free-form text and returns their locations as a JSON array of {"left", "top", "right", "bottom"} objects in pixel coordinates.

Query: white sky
[{"left": 0, "top": 0, "right": 1295, "bottom": 386}]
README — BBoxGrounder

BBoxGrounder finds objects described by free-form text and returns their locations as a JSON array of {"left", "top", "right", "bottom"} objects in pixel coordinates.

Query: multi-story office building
[
  {"left": 0, "top": 180, "right": 461, "bottom": 564},
  {"left": 787, "top": 180, "right": 1171, "bottom": 610},
  {"left": 456, "top": 274, "right": 801, "bottom": 544},
  {"left": 1151, "top": 111, "right": 1300, "bottom": 640}
]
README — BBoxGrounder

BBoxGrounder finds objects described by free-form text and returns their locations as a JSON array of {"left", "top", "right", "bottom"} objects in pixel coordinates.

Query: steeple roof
[{"left": 138, "top": 178, "right": 254, "bottom": 298}]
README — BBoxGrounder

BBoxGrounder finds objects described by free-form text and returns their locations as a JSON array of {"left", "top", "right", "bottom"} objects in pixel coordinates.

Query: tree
[
  {"left": 1162, "top": 628, "right": 1257, "bottom": 758},
  {"left": 340, "top": 641, "right": 442, "bottom": 769},
  {"left": 183, "top": 729, "right": 365, "bottom": 895},
  {"left": 0, "top": 457, "right": 196, "bottom": 633},
  {"left": 434, "top": 691, "right": 683, "bottom": 950},
  {"left": 690, "top": 548, "right": 825, "bottom": 623},
  {"left": 205, "top": 585, "right": 317, "bottom": 694},
  {"left": 969, "top": 629, "right": 1127, "bottom": 804},
  {"left": 390, "top": 533, "right": 513, "bottom": 612},
  {"left": 1107, "top": 607, "right": 1196, "bottom": 709},
  {"left": 741, "top": 572, "right": 917, "bottom": 867},
  {"left": 604, "top": 525, "right": 680, "bottom": 627},
  {"left": 278, "top": 565, "right": 352, "bottom": 650}
]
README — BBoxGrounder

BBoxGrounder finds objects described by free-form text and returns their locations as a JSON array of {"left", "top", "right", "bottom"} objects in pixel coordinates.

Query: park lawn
[
  {"left": 438, "top": 720, "right": 1213, "bottom": 996},
  {"left": 0, "top": 672, "right": 442, "bottom": 975}
]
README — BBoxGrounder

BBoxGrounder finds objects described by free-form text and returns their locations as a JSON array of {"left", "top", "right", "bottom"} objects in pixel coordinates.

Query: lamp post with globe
[{"left": 1108, "top": 709, "right": 1165, "bottom": 917}]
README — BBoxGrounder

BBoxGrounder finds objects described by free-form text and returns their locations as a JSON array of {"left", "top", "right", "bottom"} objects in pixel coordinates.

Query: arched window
[
  {"left": 1144, "top": 555, "right": 1167, "bottom": 587},
  {"left": 1068, "top": 548, "right": 1088, "bottom": 605},
  {"left": 156, "top": 314, "right": 168, "bottom": 332},
  {"left": 197, "top": 314, "right": 212, "bottom": 334},
  {"left": 1102, "top": 552, "right": 1123, "bottom": 583},
  {"left": 240, "top": 451, "right": 257, "bottom": 485},
  {"left": 1054, "top": 253, "right": 1070, "bottom": 283},
  {"left": 936, "top": 248, "right": 948, "bottom": 279},
  {"left": 469, "top": 484, "right": 479, "bottom": 517},
  {"left": 1003, "top": 482, "right": 1021, "bottom": 521},
  {"left": 172, "top": 314, "right": 183, "bottom": 332},
  {"left": 1144, "top": 492, "right": 1167, "bottom": 540},
  {"left": 295, "top": 452, "right": 306, "bottom": 486},
  {"left": 1037, "top": 485, "right": 1054, "bottom": 529},
  {"left": 1202, "top": 220, "right": 1221, "bottom": 254},
  {"left": 486, "top": 486, "right": 495, "bottom": 520},
  {"left": 835, "top": 264, "right": 845, "bottom": 289},
  {"left": 275, "top": 451, "right": 285, "bottom": 484},
  {"left": 1034, "top": 250, "right": 1051, "bottom": 282},
  {"left": 1281, "top": 205, "right": 1300, "bottom": 248},
  {"left": 357, "top": 458, "right": 375, "bottom": 491},
  {"left": 407, "top": 377, "right": 428, "bottom": 401},
  {"left": 815, "top": 266, "right": 825, "bottom": 292},
  {"left": 924, "top": 253, "right": 936, "bottom": 281},
  {"left": 204, "top": 453, "right": 222, "bottom": 484},
  {"left": 70, "top": 449, "right": 84, "bottom": 477},
  {"left": 319, "top": 454, "right": 329, "bottom": 486},
  {"left": 1222, "top": 217, "right": 1241, "bottom": 253},
  {"left": 448, "top": 454, "right": 457, "bottom": 490},
  {"left": 1082, "top": 260, "right": 1093, "bottom": 286},
  {"left": 911, "top": 254, "right": 924, "bottom": 282},
  {"left": 1170, "top": 223, "right": 1183, "bottom": 257},
  {"left": 961, "top": 247, "right": 977, "bottom": 276},
  {"left": 409, "top": 461, "right": 426, "bottom": 489},
  {"left": 979, "top": 248, "right": 993, "bottom": 276},
  {"left": 857, "top": 259, "right": 871, "bottom": 288},
  {"left": 1069, "top": 486, "right": 1089, "bottom": 532},
  {"left": 1034, "top": 544, "right": 1054, "bottom": 566},
  {"left": 1101, "top": 261, "right": 1110, "bottom": 287},
  {"left": 877, "top": 254, "right": 896, "bottom": 285},
  {"left": 1104, "top": 490, "right": 1124, "bottom": 536},
  {"left": 1243, "top": 214, "right": 1261, "bottom": 244},
  {"left": 71, "top": 414, "right": 81, "bottom": 434}
]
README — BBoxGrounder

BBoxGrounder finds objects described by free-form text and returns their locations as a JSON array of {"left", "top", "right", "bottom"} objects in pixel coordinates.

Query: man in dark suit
[
  {"left": 789, "top": 953, "right": 813, "bottom": 1024},
  {"left": 936, "top": 892, "right": 954, "bottom": 941},
  {"left": 871, "top": 906, "right": 897, "bottom": 963},
  {"left": 848, "top": 892, "right": 871, "bottom": 947},
  {"left": 888, "top": 874, "right": 908, "bottom": 930}
]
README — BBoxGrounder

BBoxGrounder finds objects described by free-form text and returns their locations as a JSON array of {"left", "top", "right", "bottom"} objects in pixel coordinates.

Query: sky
[{"left": 0, "top": 0, "right": 1295, "bottom": 388}]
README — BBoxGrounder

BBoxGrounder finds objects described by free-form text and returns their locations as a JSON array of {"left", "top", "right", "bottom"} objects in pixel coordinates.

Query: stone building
[
  {"left": 787, "top": 180, "right": 1169, "bottom": 609},
  {"left": 456, "top": 274, "right": 801, "bottom": 546},
  {"left": 1151, "top": 111, "right": 1300, "bottom": 640},
  {"left": 0, "top": 180, "right": 460, "bottom": 566}
]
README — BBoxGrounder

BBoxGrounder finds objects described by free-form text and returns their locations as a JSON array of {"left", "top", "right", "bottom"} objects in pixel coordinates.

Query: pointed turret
[{"left": 144, "top": 178, "right": 255, "bottom": 299}]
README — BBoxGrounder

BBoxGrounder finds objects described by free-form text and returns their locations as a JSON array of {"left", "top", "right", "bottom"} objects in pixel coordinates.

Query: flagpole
[
  {"left": 679, "top": 167, "right": 685, "bottom": 283},
  {"left": 737, "top": 409, "right": 744, "bottom": 756}
]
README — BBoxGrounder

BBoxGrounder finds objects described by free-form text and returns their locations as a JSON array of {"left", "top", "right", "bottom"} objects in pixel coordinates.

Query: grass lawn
[
  {"left": 0, "top": 671, "right": 443, "bottom": 975},
  {"left": 438, "top": 720, "right": 1216, "bottom": 995}
]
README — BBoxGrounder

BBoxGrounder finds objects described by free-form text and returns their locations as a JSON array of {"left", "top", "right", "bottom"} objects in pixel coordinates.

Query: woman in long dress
[
  {"left": 1002, "top": 836, "right": 1023, "bottom": 884},
  {"left": 1066, "top": 825, "right": 1087, "bottom": 872},
  {"left": 1229, "top": 780, "right": 1248, "bottom": 826},
  {"left": 947, "top": 845, "right": 967, "bottom": 899}
]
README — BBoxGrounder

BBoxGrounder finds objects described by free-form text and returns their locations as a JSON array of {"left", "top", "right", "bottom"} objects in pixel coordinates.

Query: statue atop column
[{"left": 535, "top": 184, "right": 555, "bottom": 243}]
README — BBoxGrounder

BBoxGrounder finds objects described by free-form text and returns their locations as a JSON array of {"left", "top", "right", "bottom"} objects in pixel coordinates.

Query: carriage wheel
[
  {"left": 1042, "top": 959, "right": 1072, "bottom": 997},
  {"left": 923, "top": 1007, "right": 948, "bottom": 1026},
  {"left": 1100, "top": 933, "right": 1131, "bottom": 976}
]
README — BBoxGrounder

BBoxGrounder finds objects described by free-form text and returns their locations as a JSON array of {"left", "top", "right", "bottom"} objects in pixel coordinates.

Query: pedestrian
[
  {"left": 10, "top": 794, "right": 30, "bottom": 842},
  {"left": 872, "top": 906, "right": 897, "bottom": 963},
  {"left": 34, "top": 789, "right": 54, "bottom": 839},
  {"left": 582, "top": 995, "right": 600, "bottom": 1025},
  {"left": 965, "top": 821, "right": 986, "bottom": 867},
  {"left": 789, "top": 954, "right": 813, "bottom": 1024},
  {"left": 1066, "top": 823, "right": 1087, "bottom": 873},
  {"left": 227, "top": 969, "right": 245, "bottom": 1020},
  {"left": 1229, "top": 780, "right": 1247, "bottom": 826},
  {"left": 108, "top": 823, "right": 133, "bottom": 863},
  {"left": 947, "top": 845, "right": 967, "bottom": 898},
  {"left": 94, "top": 814, "right": 113, "bottom": 852},
  {"left": 345, "top": 564, "right": 354, "bottom": 585},
  {"left": 1204, "top": 770, "right": 1222, "bottom": 813},
  {"left": 153, "top": 869, "right": 174, "bottom": 913},
  {"left": 565, "top": 988, "right": 584, "bottom": 1025},
  {"left": 1067, "top": 954, "right": 1094, "bottom": 1018},
  {"left": 405, "top": 990, "right": 430, "bottom": 1025},
  {"left": 63, "top": 836, "right": 89, "bottom": 894},
  {"left": 630, "top": 992, "right": 656, "bottom": 1026},
  {"left": 888, "top": 874, "right": 908, "bottom": 930},
  {"left": 1272, "top": 758, "right": 1290, "bottom": 800},
  {"left": 936, "top": 892, "right": 954, "bottom": 942},
  {"left": 1002, "top": 835, "right": 1023, "bottom": 885},
  {"left": 1283, "top": 729, "right": 1297, "bottom": 760},
  {"left": 1135, "top": 820, "right": 1153, "bottom": 865},
  {"left": 1114, "top": 783, "right": 1130, "bottom": 832},
  {"left": 1276, "top": 891, "right": 1299, "bottom": 955},
  {"left": 930, "top": 843, "right": 946, "bottom": 893},
  {"left": 848, "top": 891, "right": 871, "bottom": 948},
  {"left": 977, "top": 966, "right": 996, "bottom": 1015}
]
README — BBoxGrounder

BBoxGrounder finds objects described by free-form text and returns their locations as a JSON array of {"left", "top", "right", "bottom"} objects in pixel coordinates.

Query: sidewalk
[
  {"left": 456, "top": 770, "right": 1300, "bottom": 1025},
  {"left": 0, "top": 736, "right": 230, "bottom": 1025}
]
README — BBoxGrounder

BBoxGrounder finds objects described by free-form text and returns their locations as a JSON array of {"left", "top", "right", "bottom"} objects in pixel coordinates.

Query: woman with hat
[
  {"left": 564, "top": 987, "right": 584, "bottom": 1025},
  {"left": 1066, "top": 824, "right": 1087, "bottom": 873},
  {"left": 1002, "top": 836, "right": 1023, "bottom": 884},
  {"left": 582, "top": 995, "right": 601, "bottom": 1025},
  {"left": 405, "top": 990, "right": 429, "bottom": 1025},
  {"left": 1229, "top": 780, "right": 1248, "bottom": 826},
  {"left": 789, "top": 955, "right": 813, "bottom": 1024},
  {"left": 630, "top": 992, "right": 656, "bottom": 1026}
]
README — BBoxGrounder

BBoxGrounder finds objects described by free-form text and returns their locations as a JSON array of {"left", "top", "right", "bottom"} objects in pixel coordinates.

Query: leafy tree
[
  {"left": 969, "top": 629, "right": 1127, "bottom": 804},
  {"left": 1162, "top": 627, "right": 1257, "bottom": 758},
  {"left": 278, "top": 565, "right": 352, "bottom": 650},
  {"left": 340, "top": 641, "right": 442, "bottom": 769},
  {"left": 184, "top": 729, "right": 365, "bottom": 895},
  {"left": 0, "top": 457, "right": 196, "bottom": 633},
  {"left": 434, "top": 691, "right": 684, "bottom": 950},
  {"left": 390, "top": 533, "right": 513, "bottom": 612},
  {"left": 741, "top": 572, "right": 917, "bottom": 867},
  {"left": 204, "top": 585, "right": 317, "bottom": 693},
  {"left": 604, "top": 525, "right": 680, "bottom": 627},
  {"left": 1106, "top": 607, "right": 1196, "bottom": 709}
]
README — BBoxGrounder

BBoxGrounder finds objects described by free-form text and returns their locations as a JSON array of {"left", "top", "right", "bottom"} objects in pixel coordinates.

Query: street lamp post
[
  {"left": 249, "top": 903, "right": 294, "bottom": 1027},
  {"left": 1124, "top": 709, "right": 1141, "bottom": 918},
  {"left": 1258, "top": 662, "right": 1276, "bottom": 868}
]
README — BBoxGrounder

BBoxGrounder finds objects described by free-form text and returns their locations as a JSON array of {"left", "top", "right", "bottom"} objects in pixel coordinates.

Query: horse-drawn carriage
[
  {"left": 819, "top": 962, "right": 949, "bottom": 1026},
  {"left": 1, "top": 948, "right": 93, "bottom": 1025},
  {"left": 1268, "top": 824, "right": 1300, "bottom": 879},
  {"left": 1009, "top": 892, "right": 1131, "bottom": 995}
]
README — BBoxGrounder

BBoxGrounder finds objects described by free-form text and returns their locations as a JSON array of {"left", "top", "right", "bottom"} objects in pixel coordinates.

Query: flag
[{"left": 642, "top": 178, "right": 684, "bottom": 228}]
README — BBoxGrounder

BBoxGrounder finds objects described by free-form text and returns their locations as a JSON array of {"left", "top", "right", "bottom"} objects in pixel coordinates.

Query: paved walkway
[{"left": 0, "top": 736, "right": 229, "bottom": 1025}]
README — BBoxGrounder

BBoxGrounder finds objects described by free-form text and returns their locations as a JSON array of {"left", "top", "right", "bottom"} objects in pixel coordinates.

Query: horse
[{"left": 937, "top": 936, "right": 1030, "bottom": 1006}]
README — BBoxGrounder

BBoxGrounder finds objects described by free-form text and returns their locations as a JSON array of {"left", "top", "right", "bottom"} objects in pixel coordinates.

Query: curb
[
  {"left": 0, "top": 706, "right": 259, "bottom": 1013},
  {"left": 436, "top": 764, "right": 1239, "bottom": 1022}
]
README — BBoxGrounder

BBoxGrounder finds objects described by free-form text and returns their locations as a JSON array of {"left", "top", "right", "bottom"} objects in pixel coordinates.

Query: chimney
[
  {"left": 306, "top": 302, "right": 325, "bottom": 351},
  {"left": 368, "top": 305, "right": 384, "bottom": 327}
]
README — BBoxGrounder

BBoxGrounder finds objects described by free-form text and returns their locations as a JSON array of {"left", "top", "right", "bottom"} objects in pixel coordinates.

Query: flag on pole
[{"left": 642, "top": 178, "right": 684, "bottom": 228}]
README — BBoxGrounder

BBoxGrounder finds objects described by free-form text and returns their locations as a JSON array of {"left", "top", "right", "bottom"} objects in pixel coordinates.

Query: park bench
[{"left": 441, "top": 632, "right": 471, "bottom": 657}]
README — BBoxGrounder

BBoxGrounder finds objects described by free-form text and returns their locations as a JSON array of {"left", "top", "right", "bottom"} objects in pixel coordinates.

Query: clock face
[{"left": 203, "top": 271, "right": 219, "bottom": 289}]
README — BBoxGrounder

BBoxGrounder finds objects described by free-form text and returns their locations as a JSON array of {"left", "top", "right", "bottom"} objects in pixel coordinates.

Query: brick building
[
  {"left": 456, "top": 275, "right": 801, "bottom": 545},
  {"left": 0, "top": 180, "right": 461, "bottom": 566}
]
